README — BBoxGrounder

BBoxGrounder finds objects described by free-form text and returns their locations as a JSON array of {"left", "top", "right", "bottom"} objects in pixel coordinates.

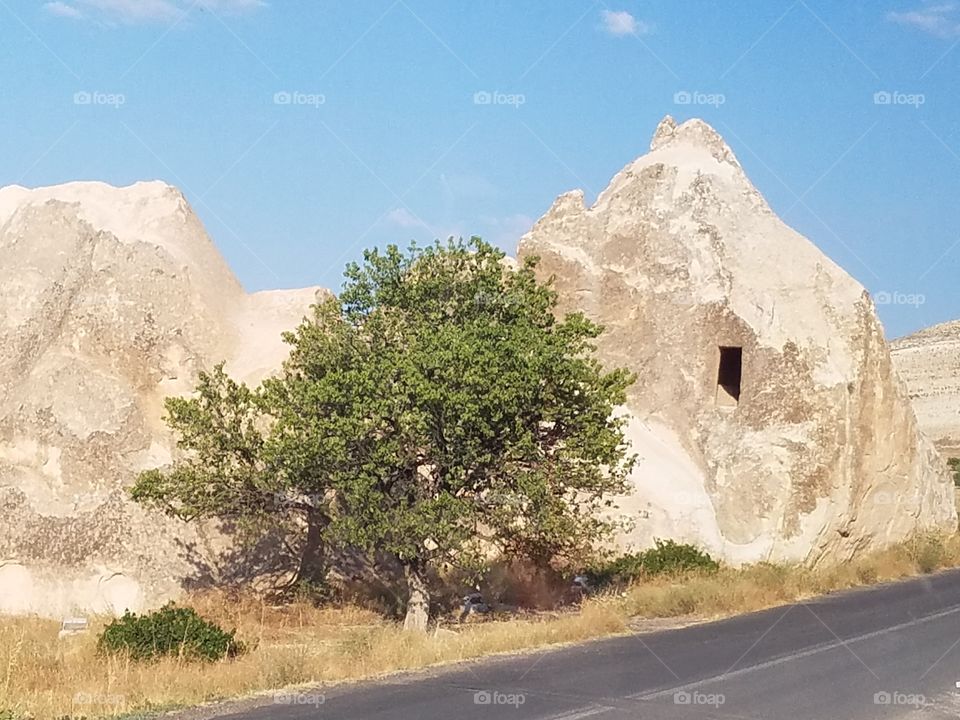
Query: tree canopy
[{"left": 133, "top": 237, "right": 636, "bottom": 630}]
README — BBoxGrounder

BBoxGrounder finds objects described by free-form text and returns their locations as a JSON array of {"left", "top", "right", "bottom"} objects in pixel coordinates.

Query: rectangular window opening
[{"left": 716, "top": 346, "right": 743, "bottom": 407}]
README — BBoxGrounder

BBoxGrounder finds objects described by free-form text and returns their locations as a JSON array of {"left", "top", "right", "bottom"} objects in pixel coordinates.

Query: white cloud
[
  {"left": 383, "top": 208, "right": 471, "bottom": 240},
  {"left": 888, "top": 2, "right": 960, "bottom": 38},
  {"left": 44, "top": 0, "right": 265, "bottom": 24},
  {"left": 479, "top": 213, "right": 535, "bottom": 247},
  {"left": 600, "top": 9, "right": 649, "bottom": 37},
  {"left": 43, "top": 1, "right": 83, "bottom": 18},
  {"left": 50, "top": 0, "right": 179, "bottom": 23},
  {"left": 439, "top": 172, "right": 499, "bottom": 202},
  {"left": 198, "top": 0, "right": 267, "bottom": 13},
  {"left": 386, "top": 208, "right": 429, "bottom": 229}
]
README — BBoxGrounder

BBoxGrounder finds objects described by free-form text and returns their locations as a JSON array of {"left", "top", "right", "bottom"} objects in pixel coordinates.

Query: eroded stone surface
[
  {"left": 2, "top": 135, "right": 954, "bottom": 615},
  {"left": 518, "top": 117, "right": 956, "bottom": 565},
  {"left": 0, "top": 181, "right": 325, "bottom": 616}
]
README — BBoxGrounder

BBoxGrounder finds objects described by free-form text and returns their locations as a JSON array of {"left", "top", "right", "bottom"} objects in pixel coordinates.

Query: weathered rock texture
[
  {"left": 892, "top": 320, "right": 960, "bottom": 458},
  {"left": 0, "top": 181, "right": 324, "bottom": 617},
  {"left": 518, "top": 116, "right": 957, "bottom": 565}
]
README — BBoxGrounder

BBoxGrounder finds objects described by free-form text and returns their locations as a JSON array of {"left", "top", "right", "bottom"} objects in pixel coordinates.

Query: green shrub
[
  {"left": 638, "top": 539, "right": 721, "bottom": 576},
  {"left": 97, "top": 603, "right": 245, "bottom": 662},
  {"left": 948, "top": 458, "right": 960, "bottom": 487},
  {"left": 906, "top": 533, "right": 947, "bottom": 574},
  {"left": 588, "top": 539, "right": 720, "bottom": 588}
]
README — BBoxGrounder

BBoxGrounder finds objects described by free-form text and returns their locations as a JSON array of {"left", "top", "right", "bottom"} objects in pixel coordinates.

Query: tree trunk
[
  {"left": 293, "top": 509, "right": 327, "bottom": 586},
  {"left": 402, "top": 560, "right": 430, "bottom": 632}
]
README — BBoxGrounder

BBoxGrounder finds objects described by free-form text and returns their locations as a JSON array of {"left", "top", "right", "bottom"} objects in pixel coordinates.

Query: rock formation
[
  {"left": 892, "top": 320, "right": 960, "bottom": 458},
  {"left": 0, "top": 181, "right": 324, "bottom": 617},
  {"left": 518, "top": 116, "right": 957, "bottom": 565},
  {"left": 3, "top": 123, "right": 954, "bottom": 616}
]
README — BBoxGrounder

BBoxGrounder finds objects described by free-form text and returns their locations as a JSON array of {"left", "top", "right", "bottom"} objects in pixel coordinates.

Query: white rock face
[
  {"left": 892, "top": 320, "right": 960, "bottom": 458},
  {"left": 2, "top": 132, "right": 953, "bottom": 614},
  {"left": 0, "top": 181, "right": 325, "bottom": 616},
  {"left": 518, "top": 116, "right": 957, "bottom": 565}
]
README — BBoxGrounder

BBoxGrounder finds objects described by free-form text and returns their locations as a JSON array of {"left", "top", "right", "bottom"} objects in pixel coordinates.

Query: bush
[
  {"left": 97, "top": 603, "right": 245, "bottom": 662},
  {"left": 949, "top": 458, "right": 960, "bottom": 487},
  {"left": 588, "top": 539, "right": 720, "bottom": 588},
  {"left": 905, "top": 533, "right": 947, "bottom": 575}
]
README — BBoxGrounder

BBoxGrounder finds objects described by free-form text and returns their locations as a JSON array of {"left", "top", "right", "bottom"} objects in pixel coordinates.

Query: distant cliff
[{"left": 892, "top": 320, "right": 960, "bottom": 458}]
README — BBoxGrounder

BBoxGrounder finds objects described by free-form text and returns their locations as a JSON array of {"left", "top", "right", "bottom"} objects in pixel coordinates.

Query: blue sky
[{"left": 1, "top": 0, "right": 959, "bottom": 338}]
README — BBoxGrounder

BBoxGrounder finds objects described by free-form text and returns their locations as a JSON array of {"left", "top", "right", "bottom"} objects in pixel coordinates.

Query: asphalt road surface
[{"left": 220, "top": 569, "right": 960, "bottom": 720}]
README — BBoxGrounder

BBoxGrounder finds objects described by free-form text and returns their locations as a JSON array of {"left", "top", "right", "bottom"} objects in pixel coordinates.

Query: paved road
[{"left": 223, "top": 570, "right": 960, "bottom": 719}]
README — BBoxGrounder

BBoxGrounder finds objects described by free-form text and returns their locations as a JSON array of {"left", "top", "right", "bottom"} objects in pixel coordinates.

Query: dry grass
[
  {"left": 3, "top": 532, "right": 960, "bottom": 720},
  {"left": 619, "top": 531, "right": 960, "bottom": 620},
  {"left": 0, "top": 595, "right": 628, "bottom": 720}
]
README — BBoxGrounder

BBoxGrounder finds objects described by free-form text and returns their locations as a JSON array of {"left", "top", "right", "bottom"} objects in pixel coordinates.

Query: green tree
[
  {"left": 134, "top": 237, "right": 635, "bottom": 630},
  {"left": 278, "top": 238, "right": 635, "bottom": 630},
  {"left": 131, "top": 365, "right": 333, "bottom": 588}
]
